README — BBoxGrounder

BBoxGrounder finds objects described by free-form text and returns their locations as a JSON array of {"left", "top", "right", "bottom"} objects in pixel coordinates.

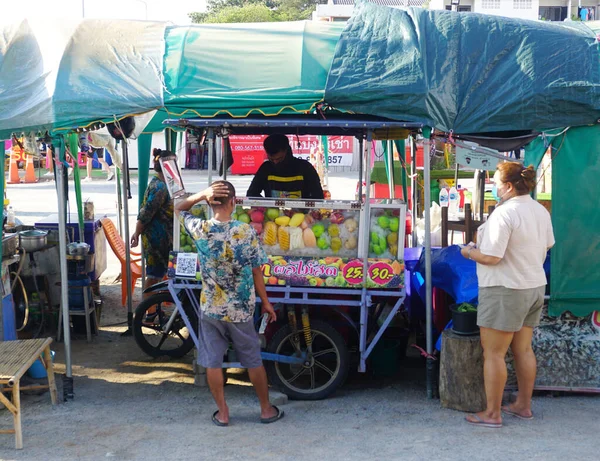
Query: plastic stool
[{"left": 57, "top": 277, "right": 98, "bottom": 343}]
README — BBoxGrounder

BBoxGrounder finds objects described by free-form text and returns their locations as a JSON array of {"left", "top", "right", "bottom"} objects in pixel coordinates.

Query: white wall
[
  {"left": 474, "top": 0, "right": 540, "bottom": 21},
  {"left": 126, "top": 132, "right": 185, "bottom": 170}
]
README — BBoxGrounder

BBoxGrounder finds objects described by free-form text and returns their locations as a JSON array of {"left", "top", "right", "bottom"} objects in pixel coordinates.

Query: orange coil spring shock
[{"left": 301, "top": 309, "right": 312, "bottom": 349}]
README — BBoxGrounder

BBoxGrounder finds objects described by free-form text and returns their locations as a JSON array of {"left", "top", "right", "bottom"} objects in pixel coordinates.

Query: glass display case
[{"left": 173, "top": 197, "right": 406, "bottom": 291}]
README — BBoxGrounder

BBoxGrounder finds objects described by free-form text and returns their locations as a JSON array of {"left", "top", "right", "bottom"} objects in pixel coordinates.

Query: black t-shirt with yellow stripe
[{"left": 246, "top": 156, "right": 324, "bottom": 199}]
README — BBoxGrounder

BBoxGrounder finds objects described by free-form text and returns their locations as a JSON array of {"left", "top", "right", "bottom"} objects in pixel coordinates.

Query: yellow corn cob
[
  {"left": 278, "top": 226, "right": 290, "bottom": 251},
  {"left": 264, "top": 222, "right": 278, "bottom": 246}
]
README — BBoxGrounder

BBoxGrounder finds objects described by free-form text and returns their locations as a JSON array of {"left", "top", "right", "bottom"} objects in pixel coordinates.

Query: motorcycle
[{"left": 132, "top": 281, "right": 199, "bottom": 358}]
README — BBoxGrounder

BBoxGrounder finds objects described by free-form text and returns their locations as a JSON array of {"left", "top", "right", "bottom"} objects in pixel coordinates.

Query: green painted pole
[
  {"left": 1, "top": 141, "right": 4, "bottom": 243},
  {"left": 137, "top": 134, "right": 152, "bottom": 208},
  {"left": 67, "top": 134, "right": 84, "bottom": 240}
]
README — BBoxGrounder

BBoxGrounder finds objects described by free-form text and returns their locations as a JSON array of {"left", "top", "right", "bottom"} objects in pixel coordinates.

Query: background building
[{"left": 312, "top": 0, "right": 597, "bottom": 22}]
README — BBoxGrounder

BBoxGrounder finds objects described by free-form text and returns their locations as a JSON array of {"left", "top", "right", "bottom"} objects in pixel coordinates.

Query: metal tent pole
[
  {"left": 411, "top": 137, "right": 417, "bottom": 246},
  {"left": 207, "top": 128, "right": 214, "bottom": 186},
  {"left": 121, "top": 141, "right": 134, "bottom": 334},
  {"left": 116, "top": 167, "right": 123, "bottom": 236},
  {"left": 387, "top": 140, "right": 395, "bottom": 199},
  {"left": 359, "top": 131, "right": 373, "bottom": 372},
  {"left": 55, "top": 146, "right": 73, "bottom": 399},
  {"left": 358, "top": 137, "right": 364, "bottom": 200},
  {"left": 423, "top": 134, "right": 434, "bottom": 399}
]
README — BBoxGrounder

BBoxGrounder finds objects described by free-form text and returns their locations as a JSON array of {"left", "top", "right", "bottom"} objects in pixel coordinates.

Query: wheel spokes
[
  {"left": 312, "top": 348, "right": 336, "bottom": 359},
  {"left": 314, "top": 360, "right": 335, "bottom": 378},
  {"left": 287, "top": 368, "right": 306, "bottom": 385}
]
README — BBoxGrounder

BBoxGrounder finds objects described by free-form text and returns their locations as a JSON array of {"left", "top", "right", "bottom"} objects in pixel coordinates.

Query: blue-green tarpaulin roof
[
  {"left": 0, "top": 18, "right": 343, "bottom": 138},
  {"left": 162, "top": 21, "right": 344, "bottom": 119},
  {"left": 0, "top": 18, "right": 166, "bottom": 138},
  {"left": 324, "top": 3, "right": 600, "bottom": 133}
]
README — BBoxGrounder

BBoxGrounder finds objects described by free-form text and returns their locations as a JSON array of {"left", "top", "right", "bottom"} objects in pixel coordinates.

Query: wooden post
[
  {"left": 44, "top": 346, "right": 58, "bottom": 405},
  {"left": 439, "top": 330, "right": 486, "bottom": 413},
  {"left": 12, "top": 382, "right": 22, "bottom": 449}
]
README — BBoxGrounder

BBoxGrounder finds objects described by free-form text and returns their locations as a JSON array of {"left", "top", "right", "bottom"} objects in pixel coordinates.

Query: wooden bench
[
  {"left": 0, "top": 338, "right": 58, "bottom": 449},
  {"left": 100, "top": 218, "right": 142, "bottom": 306}
]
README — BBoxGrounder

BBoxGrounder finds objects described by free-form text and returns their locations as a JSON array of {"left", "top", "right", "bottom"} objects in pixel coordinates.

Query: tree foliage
[{"left": 189, "top": 0, "right": 323, "bottom": 24}]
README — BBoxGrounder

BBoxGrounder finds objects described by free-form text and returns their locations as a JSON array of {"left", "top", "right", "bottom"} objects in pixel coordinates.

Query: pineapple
[
  {"left": 278, "top": 226, "right": 290, "bottom": 251},
  {"left": 263, "top": 222, "right": 278, "bottom": 246}
]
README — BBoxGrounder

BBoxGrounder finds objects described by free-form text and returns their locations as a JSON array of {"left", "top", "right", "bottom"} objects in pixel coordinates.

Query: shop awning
[{"left": 324, "top": 3, "right": 600, "bottom": 134}]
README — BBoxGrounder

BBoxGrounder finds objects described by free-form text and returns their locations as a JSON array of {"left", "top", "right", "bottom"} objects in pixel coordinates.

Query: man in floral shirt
[{"left": 176, "top": 181, "right": 282, "bottom": 426}]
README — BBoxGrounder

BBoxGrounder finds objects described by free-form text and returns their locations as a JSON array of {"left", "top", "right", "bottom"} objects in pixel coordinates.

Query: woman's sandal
[
  {"left": 502, "top": 406, "right": 534, "bottom": 420},
  {"left": 465, "top": 414, "right": 502, "bottom": 428}
]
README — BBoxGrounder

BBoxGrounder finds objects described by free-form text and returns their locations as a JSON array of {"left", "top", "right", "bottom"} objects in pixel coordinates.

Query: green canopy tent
[{"left": 324, "top": 2, "right": 600, "bottom": 397}]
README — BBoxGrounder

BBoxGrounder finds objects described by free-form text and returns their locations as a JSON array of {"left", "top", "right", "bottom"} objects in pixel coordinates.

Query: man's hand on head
[{"left": 201, "top": 183, "right": 231, "bottom": 205}]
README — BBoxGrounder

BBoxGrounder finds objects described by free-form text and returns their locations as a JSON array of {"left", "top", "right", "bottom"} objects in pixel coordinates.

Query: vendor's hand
[
  {"left": 261, "top": 301, "right": 277, "bottom": 323},
  {"left": 130, "top": 233, "right": 139, "bottom": 248},
  {"left": 201, "top": 183, "right": 231, "bottom": 205}
]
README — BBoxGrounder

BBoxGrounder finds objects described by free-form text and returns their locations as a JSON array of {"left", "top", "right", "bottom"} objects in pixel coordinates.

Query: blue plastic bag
[{"left": 415, "top": 245, "right": 479, "bottom": 305}]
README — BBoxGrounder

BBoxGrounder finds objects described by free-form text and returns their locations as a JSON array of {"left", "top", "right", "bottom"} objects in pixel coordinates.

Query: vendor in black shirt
[{"left": 246, "top": 134, "right": 324, "bottom": 199}]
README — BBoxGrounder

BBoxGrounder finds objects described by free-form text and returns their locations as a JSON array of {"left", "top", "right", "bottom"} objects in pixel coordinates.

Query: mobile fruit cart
[{"left": 134, "top": 114, "right": 421, "bottom": 400}]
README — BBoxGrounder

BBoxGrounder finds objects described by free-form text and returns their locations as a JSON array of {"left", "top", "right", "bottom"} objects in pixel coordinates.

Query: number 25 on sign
[{"left": 343, "top": 260, "right": 364, "bottom": 285}]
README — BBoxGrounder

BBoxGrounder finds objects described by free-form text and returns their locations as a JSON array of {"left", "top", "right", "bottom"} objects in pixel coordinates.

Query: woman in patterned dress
[{"left": 131, "top": 149, "right": 174, "bottom": 294}]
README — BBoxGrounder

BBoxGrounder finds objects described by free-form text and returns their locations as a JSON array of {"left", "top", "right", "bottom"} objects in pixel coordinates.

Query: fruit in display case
[
  {"left": 266, "top": 208, "right": 280, "bottom": 221},
  {"left": 344, "top": 218, "right": 357, "bottom": 233},
  {"left": 278, "top": 227, "right": 290, "bottom": 251},
  {"left": 302, "top": 228, "right": 317, "bottom": 247},
  {"left": 238, "top": 213, "right": 250, "bottom": 224},
  {"left": 250, "top": 210, "right": 265, "bottom": 223},
  {"left": 328, "top": 223, "right": 340, "bottom": 238},
  {"left": 250, "top": 222, "right": 263, "bottom": 235},
  {"left": 377, "top": 215, "right": 390, "bottom": 229},
  {"left": 368, "top": 208, "right": 404, "bottom": 259},
  {"left": 263, "top": 222, "right": 278, "bottom": 246},
  {"left": 330, "top": 237, "right": 342, "bottom": 253},
  {"left": 317, "top": 235, "right": 330, "bottom": 250},
  {"left": 289, "top": 213, "right": 305, "bottom": 228},
  {"left": 344, "top": 235, "right": 357, "bottom": 250},
  {"left": 247, "top": 204, "right": 360, "bottom": 257},
  {"left": 288, "top": 227, "right": 304, "bottom": 250},
  {"left": 312, "top": 223, "right": 325, "bottom": 238},
  {"left": 387, "top": 232, "right": 398, "bottom": 245},
  {"left": 330, "top": 211, "right": 345, "bottom": 224},
  {"left": 275, "top": 215, "right": 290, "bottom": 227}
]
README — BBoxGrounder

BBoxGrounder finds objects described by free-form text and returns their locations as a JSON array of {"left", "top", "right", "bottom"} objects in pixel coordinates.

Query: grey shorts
[
  {"left": 197, "top": 312, "right": 263, "bottom": 369},
  {"left": 478, "top": 286, "right": 545, "bottom": 332}
]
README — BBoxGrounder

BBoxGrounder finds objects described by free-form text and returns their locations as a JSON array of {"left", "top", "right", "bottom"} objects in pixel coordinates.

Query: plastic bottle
[
  {"left": 7, "top": 206, "right": 15, "bottom": 227},
  {"left": 448, "top": 186, "right": 459, "bottom": 218},
  {"left": 439, "top": 187, "right": 449, "bottom": 208}
]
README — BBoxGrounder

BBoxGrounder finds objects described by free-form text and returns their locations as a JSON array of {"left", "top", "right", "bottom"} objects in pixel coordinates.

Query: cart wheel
[
  {"left": 133, "top": 292, "right": 195, "bottom": 358},
  {"left": 266, "top": 319, "right": 349, "bottom": 400}
]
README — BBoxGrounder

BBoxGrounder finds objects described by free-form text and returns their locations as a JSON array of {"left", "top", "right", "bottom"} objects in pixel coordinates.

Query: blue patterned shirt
[{"left": 181, "top": 213, "right": 267, "bottom": 322}]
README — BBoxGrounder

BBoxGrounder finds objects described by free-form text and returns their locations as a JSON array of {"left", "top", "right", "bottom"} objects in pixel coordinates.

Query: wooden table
[{"left": 0, "top": 338, "right": 57, "bottom": 449}]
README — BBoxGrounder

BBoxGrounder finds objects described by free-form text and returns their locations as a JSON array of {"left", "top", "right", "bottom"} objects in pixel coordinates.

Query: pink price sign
[
  {"left": 342, "top": 260, "right": 364, "bottom": 285},
  {"left": 368, "top": 262, "right": 395, "bottom": 286}
]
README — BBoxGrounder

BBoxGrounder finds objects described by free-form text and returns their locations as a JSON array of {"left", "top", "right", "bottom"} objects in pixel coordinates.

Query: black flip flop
[
  {"left": 260, "top": 405, "right": 285, "bottom": 424},
  {"left": 212, "top": 410, "right": 228, "bottom": 427}
]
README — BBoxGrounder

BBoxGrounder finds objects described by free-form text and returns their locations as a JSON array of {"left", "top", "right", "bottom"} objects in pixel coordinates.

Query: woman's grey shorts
[
  {"left": 196, "top": 312, "right": 263, "bottom": 369},
  {"left": 478, "top": 286, "right": 545, "bottom": 332}
]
